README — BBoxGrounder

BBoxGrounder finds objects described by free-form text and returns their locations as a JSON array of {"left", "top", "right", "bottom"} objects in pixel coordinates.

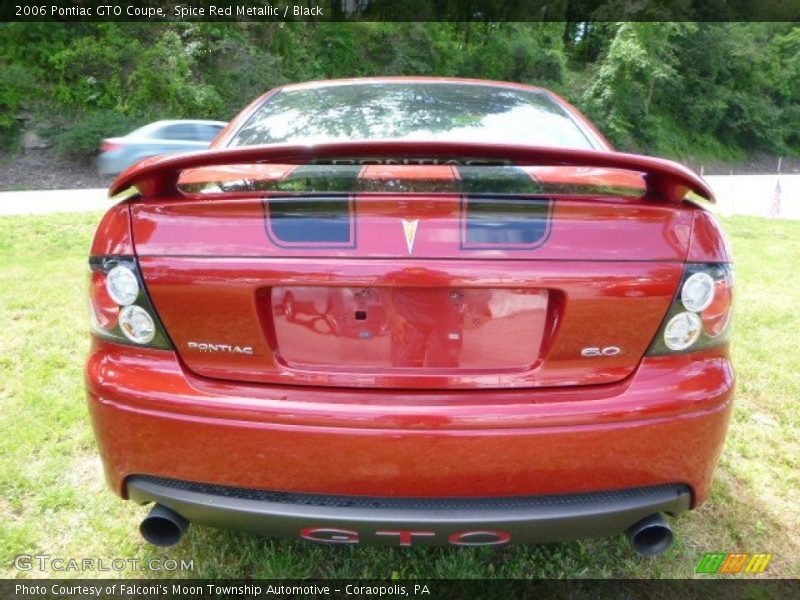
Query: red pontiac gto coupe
[{"left": 86, "top": 78, "right": 734, "bottom": 555}]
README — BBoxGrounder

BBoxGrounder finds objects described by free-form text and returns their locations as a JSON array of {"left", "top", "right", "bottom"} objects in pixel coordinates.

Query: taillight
[
  {"left": 102, "top": 140, "right": 122, "bottom": 152},
  {"left": 647, "top": 263, "right": 733, "bottom": 355},
  {"left": 88, "top": 257, "right": 172, "bottom": 349},
  {"left": 702, "top": 275, "right": 734, "bottom": 337}
]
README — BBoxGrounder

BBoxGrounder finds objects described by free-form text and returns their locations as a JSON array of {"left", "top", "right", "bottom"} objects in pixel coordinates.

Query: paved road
[
  {"left": 706, "top": 174, "right": 800, "bottom": 220},
  {"left": 0, "top": 188, "right": 110, "bottom": 215}
]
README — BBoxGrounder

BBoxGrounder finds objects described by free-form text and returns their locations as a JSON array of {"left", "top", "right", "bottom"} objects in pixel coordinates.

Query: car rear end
[
  {"left": 85, "top": 80, "right": 734, "bottom": 553},
  {"left": 97, "top": 121, "right": 226, "bottom": 176}
]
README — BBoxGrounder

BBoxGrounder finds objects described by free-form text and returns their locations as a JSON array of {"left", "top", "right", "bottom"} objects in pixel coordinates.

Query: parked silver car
[{"left": 97, "top": 119, "right": 227, "bottom": 176}]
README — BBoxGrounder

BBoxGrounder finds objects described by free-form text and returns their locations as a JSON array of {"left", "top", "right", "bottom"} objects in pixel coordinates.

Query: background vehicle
[
  {"left": 97, "top": 120, "right": 227, "bottom": 175},
  {"left": 87, "top": 78, "right": 734, "bottom": 555}
]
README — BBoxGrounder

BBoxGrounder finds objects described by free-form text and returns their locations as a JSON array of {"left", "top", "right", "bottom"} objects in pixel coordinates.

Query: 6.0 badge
[{"left": 581, "top": 346, "right": 622, "bottom": 357}]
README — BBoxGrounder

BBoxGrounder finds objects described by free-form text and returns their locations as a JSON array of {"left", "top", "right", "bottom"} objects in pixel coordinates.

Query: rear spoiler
[{"left": 109, "top": 141, "right": 714, "bottom": 204}]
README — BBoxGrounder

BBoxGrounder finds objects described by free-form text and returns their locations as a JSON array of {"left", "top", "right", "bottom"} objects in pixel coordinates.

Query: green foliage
[
  {"left": 583, "top": 23, "right": 676, "bottom": 148},
  {"left": 2, "top": 213, "right": 799, "bottom": 578},
  {"left": 49, "top": 25, "right": 136, "bottom": 111},
  {"left": 1, "top": 22, "right": 799, "bottom": 160},
  {"left": 456, "top": 23, "right": 566, "bottom": 85},
  {"left": 128, "top": 30, "right": 223, "bottom": 119},
  {"left": 52, "top": 111, "right": 143, "bottom": 161},
  {"left": 192, "top": 24, "right": 287, "bottom": 116},
  {"left": 0, "top": 63, "right": 37, "bottom": 147}
]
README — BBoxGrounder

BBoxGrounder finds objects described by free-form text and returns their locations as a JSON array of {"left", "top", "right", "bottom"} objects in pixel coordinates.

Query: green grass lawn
[{"left": 0, "top": 212, "right": 798, "bottom": 579}]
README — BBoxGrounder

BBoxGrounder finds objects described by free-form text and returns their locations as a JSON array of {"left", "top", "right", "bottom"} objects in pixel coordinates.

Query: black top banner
[{"left": 3, "top": 0, "right": 800, "bottom": 22}]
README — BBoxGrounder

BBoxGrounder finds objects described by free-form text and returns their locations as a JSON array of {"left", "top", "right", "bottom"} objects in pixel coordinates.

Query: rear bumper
[
  {"left": 86, "top": 338, "right": 733, "bottom": 532},
  {"left": 128, "top": 475, "right": 691, "bottom": 545}
]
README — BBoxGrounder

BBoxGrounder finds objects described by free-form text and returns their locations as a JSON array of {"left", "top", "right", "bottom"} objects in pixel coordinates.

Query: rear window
[
  {"left": 159, "top": 124, "right": 200, "bottom": 141},
  {"left": 196, "top": 125, "right": 224, "bottom": 142},
  {"left": 228, "top": 83, "right": 597, "bottom": 149}
]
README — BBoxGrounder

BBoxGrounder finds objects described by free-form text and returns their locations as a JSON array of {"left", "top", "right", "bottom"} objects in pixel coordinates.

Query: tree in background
[
  {"left": 582, "top": 22, "right": 687, "bottom": 150},
  {"left": 0, "top": 22, "right": 797, "bottom": 162}
]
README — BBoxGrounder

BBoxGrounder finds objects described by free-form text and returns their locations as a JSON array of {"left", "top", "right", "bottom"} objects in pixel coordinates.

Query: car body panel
[
  {"left": 129, "top": 194, "right": 692, "bottom": 260},
  {"left": 139, "top": 256, "right": 683, "bottom": 389},
  {"left": 87, "top": 339, "right": 732, "bottom": 504},
  {"left": 86, "top": 78, "right": 734, "bottom": 546}
]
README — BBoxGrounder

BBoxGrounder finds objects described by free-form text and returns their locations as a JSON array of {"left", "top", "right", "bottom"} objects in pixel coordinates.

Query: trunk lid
[{"left": 130, "top": 161, "right": 691, "bottom": 390}]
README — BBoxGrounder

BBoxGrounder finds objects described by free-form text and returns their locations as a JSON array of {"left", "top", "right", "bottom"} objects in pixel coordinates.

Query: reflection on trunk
[
  {"left": 272, "top": 278, "right": 545, "bottom": 373},
  {"left": 383, "top": 288, "right": 466, "bottom": 368}
]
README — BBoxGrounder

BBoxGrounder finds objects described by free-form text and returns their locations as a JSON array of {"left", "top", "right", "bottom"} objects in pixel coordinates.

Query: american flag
[
  {"left": 771, "top": 157, "right": 783, "bottom": 219},
  {"left": 770, "top": 174, "right": 782, "bottom": 219}
]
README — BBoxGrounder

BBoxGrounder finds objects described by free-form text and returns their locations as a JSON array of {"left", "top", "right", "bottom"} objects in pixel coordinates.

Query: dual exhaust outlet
[
  {"left": 139, "top": 504, "right": 674, "bottom": 556},
  {"left": 624, "top": 513, "right": 675, "bottom": 556},
  {"left": 139, "top": 504, "right": 190, "bottom": 547}
]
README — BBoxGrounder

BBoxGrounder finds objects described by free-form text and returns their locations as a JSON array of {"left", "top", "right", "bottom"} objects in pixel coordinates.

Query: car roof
[
  {"left": 129, "top": 120, "right": 227, "bottom": 136},
  {"left": 143, "top": 119, "right": 228, "bottom": 128}
]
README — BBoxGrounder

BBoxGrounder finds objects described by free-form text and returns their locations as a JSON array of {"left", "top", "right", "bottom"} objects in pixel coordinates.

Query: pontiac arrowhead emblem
[{"left": 401, "top": 219, "right": 419, "bottom": 254}]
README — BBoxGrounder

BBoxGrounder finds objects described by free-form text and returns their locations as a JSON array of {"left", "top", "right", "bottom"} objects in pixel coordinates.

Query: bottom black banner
[{"left": 2, "top": 579, "right": 799, "bottom": 600}]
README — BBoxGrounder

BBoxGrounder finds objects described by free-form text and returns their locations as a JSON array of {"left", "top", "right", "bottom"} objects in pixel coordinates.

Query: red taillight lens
[
  {"left": 89, "top": 271, "right": 118, "bottom": 330},
  {"left": 702, "top": 276, "right": 733, "bottom": 337},
  {"left": 101, "top": 140, "right": 122, "bottom": 152}
]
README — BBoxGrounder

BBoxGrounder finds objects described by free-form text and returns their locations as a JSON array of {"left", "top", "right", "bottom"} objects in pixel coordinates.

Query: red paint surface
[
  {"left": 139, "top": 257, "right": 683, "bottom": 389},
  {"left": 86, "top": 339, "right": 733, "bottom": 504},
  {"left": 130, "top": 187, "right": 691, "bottom": 389},
  {"left": 90, "top": 203, "right": 133, "bottom": 256},
  {"left": 88, "top": 79, "right": 734, "bottom": 515},
  {"left": 688, "top": 209, "right": 733, "bottom": 262},
  {"left": 130, "top": 195, "right": 693, "bottom": 260}
]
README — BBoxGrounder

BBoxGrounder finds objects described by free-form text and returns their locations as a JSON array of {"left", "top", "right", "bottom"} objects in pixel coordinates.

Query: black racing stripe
[
  {"left": 456, "top": 166, "right": 552, "bottom": 249},
  {"left": 266, "top": 195, "right": 355, "bottom": 247},
  {"left": 461, "top": 196, "right": 553, "bottom": 249}
]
